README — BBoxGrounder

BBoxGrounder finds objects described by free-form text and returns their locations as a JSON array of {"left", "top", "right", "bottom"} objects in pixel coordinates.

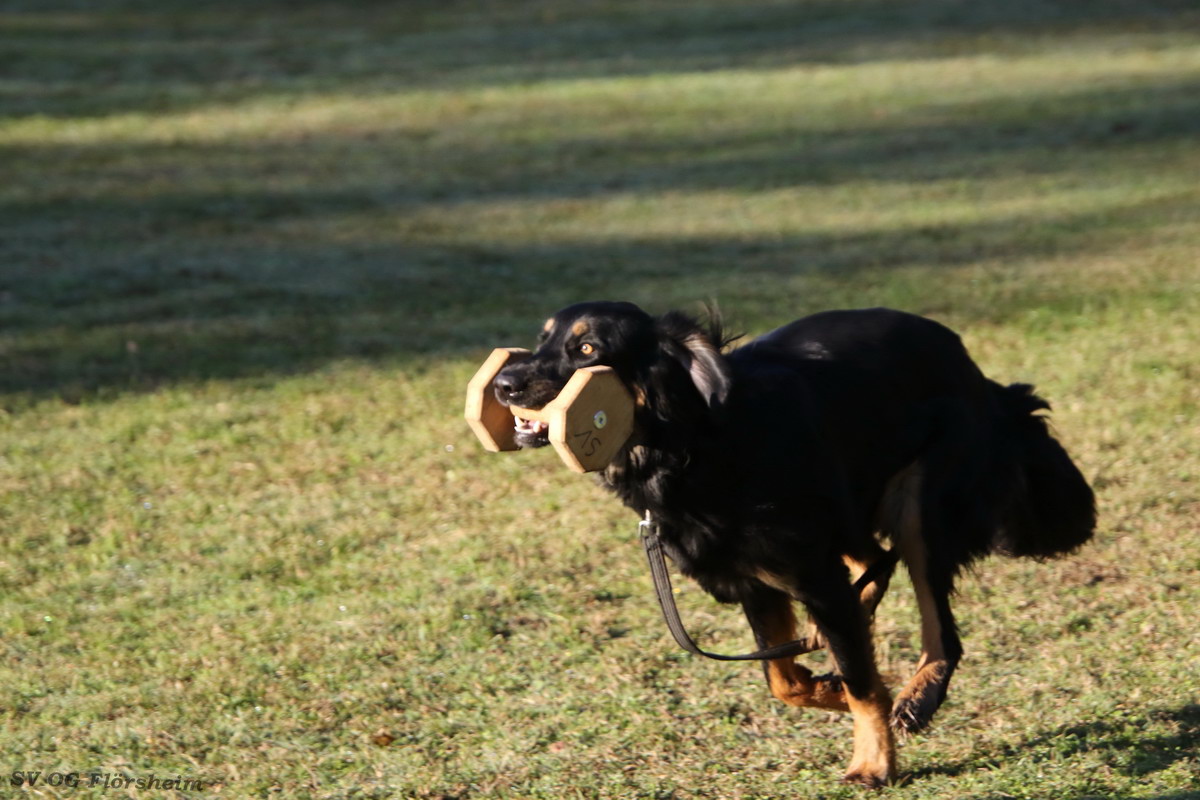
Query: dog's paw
[
  {"left": 890, "top": 696, "right": 935, "bottom": 734},
  {"left": 890, "top": 661, "right": 949, "bottom": 734},
  {"left": 812, "top": 672, "right": 843, "bottom": 692},
  {"left": 810, "top": 672, "right": 850, "bottom": 712},
  {"left": 842, "top": 764, "right": 892, "bottom": 789}
]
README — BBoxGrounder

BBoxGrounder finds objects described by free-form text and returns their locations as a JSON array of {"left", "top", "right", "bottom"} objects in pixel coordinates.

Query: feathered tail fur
[{"left": 990, "top": 382, "right": 1096, "bottom": 558}]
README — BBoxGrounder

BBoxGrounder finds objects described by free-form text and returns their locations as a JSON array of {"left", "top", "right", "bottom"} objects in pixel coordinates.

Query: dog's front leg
[
  {"left": 796, "top": 550, "right": 895, "bottom": 653},
  {"left": 742, "top": 581, "right": 896, "bottom": 787},
  {"left": 742, "top": 588, "right": 849, "bottom": 711},
  {"left": 798, "top": 569, "right": 896, "bottom": 789}
]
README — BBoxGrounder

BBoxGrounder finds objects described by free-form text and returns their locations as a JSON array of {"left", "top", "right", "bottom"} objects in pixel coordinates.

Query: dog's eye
[{"left": 579, "top": 343, "right": 595, "bottom": 356}]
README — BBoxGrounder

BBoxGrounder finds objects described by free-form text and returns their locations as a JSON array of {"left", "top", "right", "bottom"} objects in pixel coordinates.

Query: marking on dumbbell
[{"left": 573, "top": 428, "right": 602, "bottom": 457}]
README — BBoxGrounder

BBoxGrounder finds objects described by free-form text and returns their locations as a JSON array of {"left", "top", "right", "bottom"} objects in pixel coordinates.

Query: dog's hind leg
[
  {"left": 888, "top": 468, "right": 963, "bottom": 734},
  {"left": 843, "top": 544, "right": 894, "bottom": 617},
  {"left": 891, "top": 545, "right": 961, "bottom": 733}
]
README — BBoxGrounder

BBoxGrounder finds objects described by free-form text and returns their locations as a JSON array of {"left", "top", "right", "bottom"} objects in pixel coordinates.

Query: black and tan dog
[{"left": 493, "top": 301, "right": 1095, "bottom": 786}]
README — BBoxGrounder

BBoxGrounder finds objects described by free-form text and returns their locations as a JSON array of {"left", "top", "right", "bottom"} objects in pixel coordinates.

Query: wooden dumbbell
[{"left": 464, "top": 347, "right": 635, "bottom": 473}]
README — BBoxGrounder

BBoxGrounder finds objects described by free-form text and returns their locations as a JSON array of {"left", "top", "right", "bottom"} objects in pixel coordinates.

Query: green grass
[{"left": 2, "top": 1, "right": 1199, "bottom": 797}]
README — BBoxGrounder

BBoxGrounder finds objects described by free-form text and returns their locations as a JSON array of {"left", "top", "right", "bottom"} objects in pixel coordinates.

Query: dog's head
[{"left": 495, "top": 301, "right": 732, "bottom": 449}]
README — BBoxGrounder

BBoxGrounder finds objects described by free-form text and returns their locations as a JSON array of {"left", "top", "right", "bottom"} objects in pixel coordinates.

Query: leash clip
[{"left": 638, "top": 510, "right": 654, "bottom": 540}]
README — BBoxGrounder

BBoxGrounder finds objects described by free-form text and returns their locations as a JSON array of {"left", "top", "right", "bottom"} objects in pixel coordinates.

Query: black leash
[{"left": 639, "top": 511, "right": 900, "bottom": 662}]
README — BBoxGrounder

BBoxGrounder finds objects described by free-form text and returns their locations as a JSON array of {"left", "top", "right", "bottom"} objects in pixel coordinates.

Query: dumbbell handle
[{"left": 508, "top": 403, "right": 551, "bottom": 422}]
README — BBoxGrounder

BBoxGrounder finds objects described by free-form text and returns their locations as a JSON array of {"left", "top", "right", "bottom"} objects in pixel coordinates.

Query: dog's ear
[
  {"left": 656, "top": 312, "right": 732, "bottom": 409},
  {"left": 680, "top": 330, "right": 731, "bottom": 408}
]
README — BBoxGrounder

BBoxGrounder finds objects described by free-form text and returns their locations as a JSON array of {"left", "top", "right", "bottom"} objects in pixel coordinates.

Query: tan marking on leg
[
  {"left": 754, "top": 594, "right": 849, "bottom": 711},
  {"left": 843, "top": 676, "right": 897, "bottom": 788},
  {"left": 754, "top": 570, "right": 895, "bottom": 784},
  {"left": 758, "top": 554, "right": 888, "bottom": 658},
  {"left": 774, "top": 665, "right": 849, "bottom": 711},
  {"left": 570, "top": 320, "right": 590, "bottom": 336},
  {"left": 543, "top": 318, "right": 556, "bottom": 333},
  {"left": 882, "top": 465, "right": 942, "bottom": 665},
  {"left": 755, "top": 569, "right": 827, "bottom": 657},
  {"left": 842, "top": 553, "right": 869, "bottom": 581},
  {"left": 887, "top": 464, "right": 951, "bottom": 732},
  {"left": 842, "top": 553, "right": 888, "bottom": 614}
]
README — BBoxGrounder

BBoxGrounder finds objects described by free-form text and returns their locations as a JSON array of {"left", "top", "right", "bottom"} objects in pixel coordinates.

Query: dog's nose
[{"left": 494, "top": 370, "right": 524, "bottom": 401}]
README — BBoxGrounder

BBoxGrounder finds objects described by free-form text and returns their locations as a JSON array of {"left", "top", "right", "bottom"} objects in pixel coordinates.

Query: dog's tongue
[{"left": 514, "top": 417, "right": 548, "bottom": 436}]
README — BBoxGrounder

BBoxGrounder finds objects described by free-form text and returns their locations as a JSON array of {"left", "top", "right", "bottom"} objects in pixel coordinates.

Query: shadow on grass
[
  {"left": 6, "top": 76, "right": 1199, "bottom": 208},
  {"left": 4, "top": 0, "right": 1198, "bottom": 119},
  {"left": 2, "top": 185, "right": 1197, "bottom": 405},
  {"left": 914, "top": 704, "right": 1200, "bottom": 798},
  {"left": 2, "top": 0, "right": 1199, "bottom": 404},
  {"left": 0, "top": 187, "right": 1193, "bottom": 406}
]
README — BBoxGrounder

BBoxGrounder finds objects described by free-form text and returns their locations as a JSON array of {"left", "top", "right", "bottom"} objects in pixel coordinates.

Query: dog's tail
[{"left": 989, "top": 382, "right": 1096, "bottom": 558}]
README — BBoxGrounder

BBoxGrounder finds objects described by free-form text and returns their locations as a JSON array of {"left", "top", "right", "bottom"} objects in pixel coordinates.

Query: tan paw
[
  {"left": 842, "top": 764, "right": 893, "bottom": 789},
  {"left": 891, "top": 660, "right": 950, "bottom": 734}
]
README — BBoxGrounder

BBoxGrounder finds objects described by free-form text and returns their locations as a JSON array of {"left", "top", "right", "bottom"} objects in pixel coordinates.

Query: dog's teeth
[{"left": 513, "top": 417, "right": 547, "bottom": 436}]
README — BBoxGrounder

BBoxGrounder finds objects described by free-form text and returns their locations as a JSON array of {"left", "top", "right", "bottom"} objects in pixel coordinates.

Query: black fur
[{"left": 494, "top": 301, "right": 1096, "bottom": 783}]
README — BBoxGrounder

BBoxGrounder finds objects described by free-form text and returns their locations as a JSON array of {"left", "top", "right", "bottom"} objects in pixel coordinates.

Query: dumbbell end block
[
  {"left": 464, "top": 347, "right": 531, "bottom": 452},
  {"left": 534, "top": 367, "right": 634, "bottom": 473}
]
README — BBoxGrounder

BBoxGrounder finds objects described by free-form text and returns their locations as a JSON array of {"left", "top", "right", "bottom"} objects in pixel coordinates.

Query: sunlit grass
[{"left": 1, "top": 1, "right": 1199, "bottom": 797}]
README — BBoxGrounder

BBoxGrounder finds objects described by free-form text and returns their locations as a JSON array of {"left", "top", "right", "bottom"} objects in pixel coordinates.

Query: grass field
[{"left": 2, "top": 1, "right": 1199, "bottom": 797}]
